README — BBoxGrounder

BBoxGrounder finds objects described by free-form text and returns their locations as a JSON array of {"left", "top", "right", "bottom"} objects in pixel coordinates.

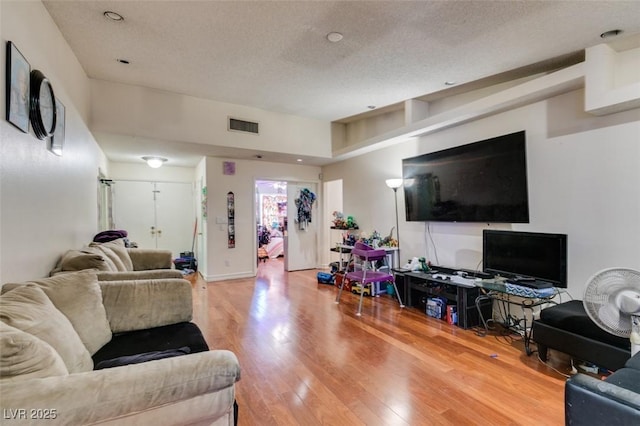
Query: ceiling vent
[{"left": 228, "top": 117, "right": 259, "bottom": 135}]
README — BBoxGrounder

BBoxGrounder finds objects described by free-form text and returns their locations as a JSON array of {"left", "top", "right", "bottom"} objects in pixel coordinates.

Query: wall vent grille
[{"left": 228, "top": 117, "right": 259, "bottom": 134}]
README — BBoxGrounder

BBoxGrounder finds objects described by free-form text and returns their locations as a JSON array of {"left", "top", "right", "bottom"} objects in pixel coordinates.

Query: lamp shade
[
  {"left": 385, "top": 178, "right": 403, "bottom": 189},
  {"left": 142, "top": 156, "right": 167, "bottom": 168}
]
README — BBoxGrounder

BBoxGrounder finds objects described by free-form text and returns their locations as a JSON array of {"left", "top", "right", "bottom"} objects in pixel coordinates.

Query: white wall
[
  {"left": 0, "top": 1, "right": 107, "bottom": 284},
  {"left": 204, "top": 157, "right": 320, "bottom": 281},
  {"left": 91, "top": 80, "right": 332, "bottom": 160},
  {"left": 323, "top": 89, "right": 640, "bottom": 298},
  {"left": 108, "top": 162, "right": 195, "bottom": 183},
  {"left": 323, "top": 179, "right": 343, "bottom": 267}
]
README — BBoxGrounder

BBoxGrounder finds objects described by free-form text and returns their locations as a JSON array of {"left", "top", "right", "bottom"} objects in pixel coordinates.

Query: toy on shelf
[
  {"left": 380, "top": 227, "right": 398, "bottom": 247},
  {"left": 418, "top": 257, "right": 431, "bottom": 273},
  {"left": 331, "top": 211, "right": 359, "bottom": 230}
]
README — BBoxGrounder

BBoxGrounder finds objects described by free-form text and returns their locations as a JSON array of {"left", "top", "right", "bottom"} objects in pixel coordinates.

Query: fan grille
[{"left": 583, "top": 268, "right": 640, "bottom": 337}]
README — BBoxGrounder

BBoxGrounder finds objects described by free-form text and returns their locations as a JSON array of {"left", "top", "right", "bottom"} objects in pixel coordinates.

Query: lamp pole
[
  {"left": 385, "top": 179, "right": 403, "bottom": 269},
  {"left": 392, "top": 187, "right": 400, "bottom": 268}
]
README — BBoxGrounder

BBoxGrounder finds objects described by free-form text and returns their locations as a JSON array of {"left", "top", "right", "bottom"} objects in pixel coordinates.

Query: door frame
[{"left": 253, "top": 177, "right": 321, "bottom": 275}]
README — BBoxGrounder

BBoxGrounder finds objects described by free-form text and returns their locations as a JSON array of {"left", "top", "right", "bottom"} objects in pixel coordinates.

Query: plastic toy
[{"left": 351, "top": 283, "right": 372, "bottom": 296}]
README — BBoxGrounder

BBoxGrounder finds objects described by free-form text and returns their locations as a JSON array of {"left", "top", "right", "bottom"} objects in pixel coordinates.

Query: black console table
[{"left": 403, "top": 270, "right": 492, "bottom": 329}]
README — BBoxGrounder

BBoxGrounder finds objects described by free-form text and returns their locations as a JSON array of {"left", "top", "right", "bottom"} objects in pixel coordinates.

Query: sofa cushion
[
  {"left": 92, "top": 322, "right": 209, "bottom": 366},
  {"left": 99, "top": 279, "right": 193, "bottom": 333},
  {"left": 95, "top": 347, "right": 192, "bottom": 370},
  {"left": 3, "top": 270, "right": 112, "bottom": 355},
  {"left": 87, "top": 244, "right": 127, "bottom": 271},
  {"left": 625, "top": 353, "right": 640, "bottom": 370},
  {"left": 57, "top": 249, "right": 110, "bottom": 272},
  {"left": 89, "top": 239, "right": 134, "bottom": 272},
  {"left": 0, "top": 285, "right": 93, "bottom": 373},
  {"left": 0, "top": 321, "right": 68, "bottom": 381},
  {"left": 607, "top": 367, "right": 640, "bottom": 393}
]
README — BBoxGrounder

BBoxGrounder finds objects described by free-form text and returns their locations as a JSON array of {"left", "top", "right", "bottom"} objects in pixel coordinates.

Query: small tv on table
[{"left": 482, "top": 229, "right": 568, "bottom": 288}]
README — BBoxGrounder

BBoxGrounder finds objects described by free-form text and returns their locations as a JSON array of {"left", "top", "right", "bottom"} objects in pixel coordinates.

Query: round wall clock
[{"left": 29, "top": 69, "right": 57, "bottom": 140}]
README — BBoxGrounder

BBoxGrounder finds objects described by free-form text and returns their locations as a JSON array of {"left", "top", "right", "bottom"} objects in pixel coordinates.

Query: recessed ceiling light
[
  {"left": 367, "top": 105, "right": 376, "bottom": 110},
  {"left": 600, "top": 29, "right": 623, "bottom": 39},
  {"left": 327, "top": 32, "right": 343, "bottom": 43},
  {"left": 296, "top": 159, "right": 303, "bottom": 162},
  {"left": 255, "top": 155, "right": 263, "bottom": 159},
  {"left": 444, "top": 81, "right": 456, "bottom": 86},
  {"left": 103, "top": 11, "right": 124, "bottom": 22},
  {"left": 117, "top": 59, "right": 130, "bottom": 64}
]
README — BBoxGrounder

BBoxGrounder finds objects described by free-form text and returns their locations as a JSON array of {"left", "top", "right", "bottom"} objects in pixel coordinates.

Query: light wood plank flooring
[{"left": 188, "top": 259, "right": 569, "bottom": 425}]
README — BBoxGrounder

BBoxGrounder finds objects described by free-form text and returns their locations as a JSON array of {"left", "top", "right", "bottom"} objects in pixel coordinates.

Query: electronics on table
[
  {"left": 396, "top": 130, "right": 568, "bottom": 291},
  {"left": 404, "top": 229, "right": 568, "bottom": 290}
]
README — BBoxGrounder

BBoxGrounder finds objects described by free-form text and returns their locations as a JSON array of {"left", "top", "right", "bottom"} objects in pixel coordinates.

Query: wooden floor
[{"left": 188, "top": 258, "right": 569, "bottom": 425}]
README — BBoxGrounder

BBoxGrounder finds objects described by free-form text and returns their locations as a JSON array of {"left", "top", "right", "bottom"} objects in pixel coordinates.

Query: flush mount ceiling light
[
  {"left": 600, "top": 29, "right": 623, "bottom": 39},
  {"left": 326, "top": 32, "right": 343, "bottom": 43},
  {"left": 103, "top": 11, "right": 124, "bottom": 22},
  {"left": 142, "top": 156, "right": 167, "bottom": 168}
]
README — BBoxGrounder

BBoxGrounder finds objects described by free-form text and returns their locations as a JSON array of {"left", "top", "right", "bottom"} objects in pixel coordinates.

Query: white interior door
[
  {"left": 155, "top": 182, "right": 195, "bottom": 258},
  {"left": 113, "top": 181, "right": 156, "bottom": 249},
  {"left": 113, "top": 181, "right": 195, "bottom": 259},
  {"left": 285, "top": 183, "right": 318, "bottom": 271}
]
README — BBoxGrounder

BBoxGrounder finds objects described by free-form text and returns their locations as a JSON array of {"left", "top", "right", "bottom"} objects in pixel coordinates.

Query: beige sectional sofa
[
  {"left": 50, "top": 238, "right": 183, "bottom": 281},
  {"left": 0, "top": 270, "right": 241, "bottom": 425}
]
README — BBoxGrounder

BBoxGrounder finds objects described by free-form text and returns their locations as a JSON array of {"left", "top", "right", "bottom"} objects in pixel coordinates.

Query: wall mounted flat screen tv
[
  {"left": 483, "top": 230, "right": 568, "bottom": 288},
  {"left": 402, "top": 131, "right": 529, "bottom": 223}
]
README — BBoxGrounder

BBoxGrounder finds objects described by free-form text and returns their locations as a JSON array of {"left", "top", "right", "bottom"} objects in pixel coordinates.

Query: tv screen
[
  {"left": 402, "top": 131, "right": 529, "bottom": 223},
  {"left": 483, "top": 230, "right": 568, "bottom": 288}
]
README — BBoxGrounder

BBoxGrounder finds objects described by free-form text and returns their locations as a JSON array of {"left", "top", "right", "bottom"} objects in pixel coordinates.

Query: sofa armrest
[
  {"left": 0, "top": 350, "right": 241, "bottom": 425},
  {"left": 100, "top": 279, "right": 192, "bottom": 333},
  {"left": 565, "top": 373, "right": 640, "bottom": 425},
  {"left": 96, "top": 269, "right": 183, "bottom": 281},
  {"left": 127, "top": 249, "right": 173, "bottom": 271}
]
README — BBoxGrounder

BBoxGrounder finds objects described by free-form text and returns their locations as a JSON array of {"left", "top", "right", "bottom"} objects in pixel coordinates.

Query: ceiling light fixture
[
  {"left": 103, "top": 11, "right": 124, "bottom": 22},
  {"left": 327, "top": 32, "right": 343, "bottom": 43},
  {"left": 367, "top": 105, "right": 376, "bottom": 110},
  {"left": 385, "top": 179, "right": 403, "bottom": 190},
  {"left": 444, "top": 81, "right": 456, "bottom": 86},
  {"left": 296, "top": 159, "right": 303, "bottom": 162},
  {"left": 600, "top": 29, "right": 623, "bottom": 39},
  {"left": 142, "top": 156, "right": 168, "bottom": 168}
]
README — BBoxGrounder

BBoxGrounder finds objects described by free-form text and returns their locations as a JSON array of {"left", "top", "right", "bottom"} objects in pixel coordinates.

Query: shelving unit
[
  {"left": 329, "top": 227, "right": 358, "bottom": 268},
  {"left": 404, "top": 270, "right": 492, "bottom": 329}
]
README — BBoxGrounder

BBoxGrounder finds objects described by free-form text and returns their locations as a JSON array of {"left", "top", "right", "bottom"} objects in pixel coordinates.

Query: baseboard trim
[{"left": 205, "top": 271, "right": 255, "bottom": 282}]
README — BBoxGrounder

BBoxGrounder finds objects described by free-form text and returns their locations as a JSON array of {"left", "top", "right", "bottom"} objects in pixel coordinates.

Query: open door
[{"left": 285, "top": 182, "right": 318, "bottom": 271}]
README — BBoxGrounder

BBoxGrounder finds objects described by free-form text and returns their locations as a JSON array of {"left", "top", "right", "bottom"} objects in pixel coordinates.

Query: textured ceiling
[{"left": 42, "top": 0, "right": 640, "bottom": 165}]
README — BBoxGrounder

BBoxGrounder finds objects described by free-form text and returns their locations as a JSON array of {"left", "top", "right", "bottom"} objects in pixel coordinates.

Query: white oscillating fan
[{"left": 583, "top": 268, "right": 640, "bottom": 356}]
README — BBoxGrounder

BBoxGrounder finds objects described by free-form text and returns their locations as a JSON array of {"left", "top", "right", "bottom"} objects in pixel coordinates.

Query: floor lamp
[{"left": 385, "top": 178, "right": 403, "bottom": 269}]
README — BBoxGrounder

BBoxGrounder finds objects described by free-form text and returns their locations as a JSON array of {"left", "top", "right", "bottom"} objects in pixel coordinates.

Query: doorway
[{"left": 256, "top": 180, "right": 287, "bottom": 269}]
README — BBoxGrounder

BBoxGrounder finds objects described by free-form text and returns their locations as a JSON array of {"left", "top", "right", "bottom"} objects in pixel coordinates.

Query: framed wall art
[
  {"left": 5, "top": 41, "right": 30, "bottom": 133},
  {"left": 49, "top": 99, "right": 65, "bottom": 156}
]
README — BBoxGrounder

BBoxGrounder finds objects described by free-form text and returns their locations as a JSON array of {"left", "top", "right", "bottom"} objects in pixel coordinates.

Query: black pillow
[{"left": 95, "top": 346, "right": 191, "bottom": 370}]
